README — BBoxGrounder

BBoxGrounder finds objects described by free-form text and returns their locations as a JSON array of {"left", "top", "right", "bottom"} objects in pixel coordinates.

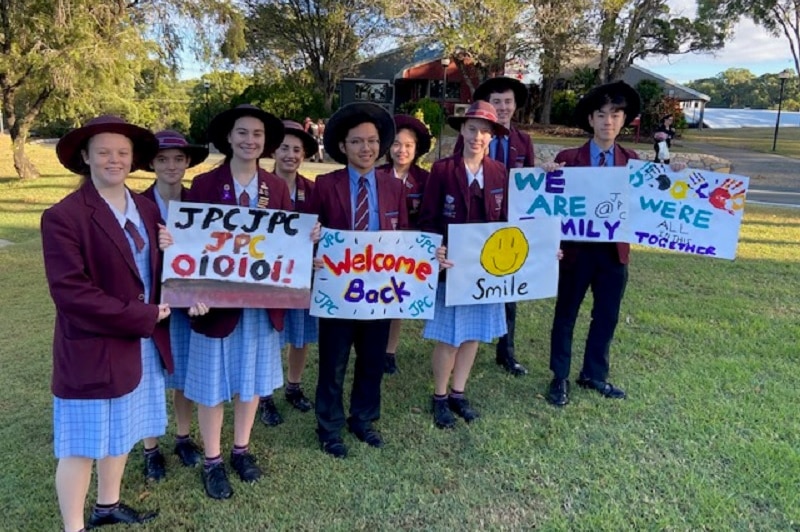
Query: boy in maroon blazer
[
  {"left": 308, "top": 102, "right": 408, "bottom": 458},
  {"left": 543, "top": 81, "right": 640, "bottom": 407},
  {"left": 455, "top": 76, "right": 535, "bottom": 376}
]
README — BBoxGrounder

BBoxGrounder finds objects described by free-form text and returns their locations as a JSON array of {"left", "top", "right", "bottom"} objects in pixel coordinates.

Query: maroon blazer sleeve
[
  {"left": 41, "top": 206, "right": 159, "bottom": 338},
  {"left": 418, "top": 159, "right": 447, "bottom": 236}
]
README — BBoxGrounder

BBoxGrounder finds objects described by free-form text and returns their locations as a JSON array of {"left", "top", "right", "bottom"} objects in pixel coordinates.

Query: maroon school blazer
[
  {"left": 555, "top": 141, "right": 639, "bottom": 265},
  {"left": 453, "top": 126, "right": 535, "bottom": 169},
  {"left": 418, "top": 154, "right": 508, "bottom": 240},
  {"left": 41, "top": 181, "right": 173, "bottom": 400},
  {"left": 375, "top": 163, "right": 429, "bottom": 229},
  {"left": 185, "top": 164, "right": 292, "bottom": 337},
  {"left": 307, "top": 167, "right": 409, "bottom": 231},
  {"left": 293, "top": 173, "right": 315, "bottom": 214},
  {"left": 140, "top": 182, "right": 189, "bottom": 207}
]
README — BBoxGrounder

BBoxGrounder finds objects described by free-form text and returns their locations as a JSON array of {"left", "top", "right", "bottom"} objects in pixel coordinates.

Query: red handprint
[{"left": 709, "top": 178, "right": 746, "bottom": 214}]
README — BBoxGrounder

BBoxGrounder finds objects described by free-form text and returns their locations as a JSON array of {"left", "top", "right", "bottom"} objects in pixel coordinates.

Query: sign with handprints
[
  {"left": 161, "top": 201, "right": 318, "bottom": 308},
  {"left": 509, "top": 167, "right": 630, "bottom": 242},
  {"left": 444, "top": 219, "right": 561, "bottom": 306},
  {"left": 628, "top": 160, "right": 748, "bottom": 260},
  {"left": 310, "top": 229, "right": 441, "bottom": 320}
]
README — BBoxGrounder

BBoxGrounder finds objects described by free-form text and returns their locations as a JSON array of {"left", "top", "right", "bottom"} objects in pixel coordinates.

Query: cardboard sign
[
  {"left": 161, "top": 201, "right": 317, "bottom": 308},
  {"left": 310, "top": 229, "right": 442, "bottom": 320},
  {"left": 628, "top": 161, "right": 748, "bottom": 260},
  {"left": 509, "top": 167, "right": 630, "bottom": 242},
  {"left": 444, "top": 219, "right": 561, "bottom": 306}
]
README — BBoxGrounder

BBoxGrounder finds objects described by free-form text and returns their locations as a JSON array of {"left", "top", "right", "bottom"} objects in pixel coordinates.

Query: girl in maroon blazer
[
  {"left": 418, "top": 101, "right": 510, "bottom": 430},
  {"left": 376, "top": 114, "right": 432, "bottom": 375},
  {"left": 257, "top": 119, "right": 320, "bottom": 426},
  {"left": 139, "top": 130, "right": 209, "bottom": 481},
  {"left": 42, "top": 116, "right": 172, "bottom": 531}
]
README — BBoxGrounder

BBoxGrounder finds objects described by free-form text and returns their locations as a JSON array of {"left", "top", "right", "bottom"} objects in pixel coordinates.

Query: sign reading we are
[
  {"left": 310, "top": 229, "right": 442, "bottom": 320},
  {"left": 161, "top": 201, "right": 318, "bottom": 308},
  {"left": 444, "top": 219, "right": 561, "bottom": 306},
  {"left": 509, "top": 167, "right": 630, "bottom": 242}
]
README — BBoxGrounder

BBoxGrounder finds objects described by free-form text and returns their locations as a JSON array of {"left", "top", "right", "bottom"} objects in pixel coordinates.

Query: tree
[
  {"left": 187, "top": 71, "right": 253, "bottom": 144},
  {"left": 0, "top": 0, "right": 243, "bottom": 179},
  {"left": 384, "top": 0, "right": 529, "bottom": 93},
  {"left": 242, "top": 0, "right": 388, "bottom": 113},
  {"left": 593, "top": 0, "right": 728, "bottom": 83},
  {"left": 698, "top": 0, "right": 800, "bottom": 79}
]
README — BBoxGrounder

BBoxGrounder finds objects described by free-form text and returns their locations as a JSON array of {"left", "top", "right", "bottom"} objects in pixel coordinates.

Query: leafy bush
[
  {"left": 551, "top": 90, "right": 578, "bottom": 126},
  {"left": 399, "top": 97, "right": 444, "bottom": 137}
]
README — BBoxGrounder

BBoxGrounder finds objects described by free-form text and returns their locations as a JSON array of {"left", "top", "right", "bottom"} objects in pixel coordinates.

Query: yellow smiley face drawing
[{"left": 479, "top": 227, "right": 529, "bottom": 276}]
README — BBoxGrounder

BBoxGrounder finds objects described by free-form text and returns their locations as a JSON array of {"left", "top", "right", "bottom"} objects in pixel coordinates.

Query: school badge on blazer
[
  {"left": 296, "top": 188, "right": 305, "bottom": 203},
  {"left": 222, "top": 183, "right": 233, "bottom": 201},
  {"left": 444, "top": 194, "right": 456, "bottom": 218},
  {"left": 258, "top": 182, "right": 270, "bottom": 208},
  {"left": 491, "top": 188, "right": 504, "bottom": 211},
  {"left": 384, "top": 210, "right": 399, "bottom": 229}
]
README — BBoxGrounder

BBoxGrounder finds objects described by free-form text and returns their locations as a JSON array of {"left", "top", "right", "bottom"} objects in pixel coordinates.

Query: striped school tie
[
  {"left": 124, "top": 220, "right": 145, "bottom": 252},
  {"left": 353, "top": 177, "right": 369, "bottom": 231},
  {"left": 598, "top": 151, "right": 607, "bottom": 167}
]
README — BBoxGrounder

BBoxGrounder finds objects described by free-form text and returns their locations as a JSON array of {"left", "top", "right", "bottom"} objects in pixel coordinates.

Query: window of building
[
  {"left": 429, "top": 81, "right": 461, "bottom": 100},
  {"left": 354, "top": 82, "right": 393, "bottom": 103}
]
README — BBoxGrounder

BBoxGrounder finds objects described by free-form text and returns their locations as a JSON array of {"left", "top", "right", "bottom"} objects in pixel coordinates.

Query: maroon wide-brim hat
[
  {"left": 473, "top": 76, "right": 528, "bottom": 109},
  {"left": 323, "top": 102, "right": 395, "bottom": 165},
  {"left": 394, "top": 114, "right": 433, "bottom": 157},
  {"left": 279, "top": 120, "right": 319, "bottom": 157},
  {"left": 207, "top": 104, "right": 284, "bottom": 158},
  {"left": 447, "top": 101, "right": 509, "bottom": 137},
  {"left": 574, "top": 81, "right": 641, "bottom": 133},
  {"left": 143, "top": 130, "right": 209, "bottom": 171},
  {"left": 56, "top": 115, "right": 158, "bottom": 175}
]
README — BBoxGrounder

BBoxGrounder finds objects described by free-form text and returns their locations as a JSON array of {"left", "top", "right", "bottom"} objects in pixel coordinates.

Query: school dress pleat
[
  {"left": 283, "top": 309, "right": 318, "bottom": 348},
  {"left": 53, "top": 218, "right": 167, "bottom": 459},
  {"left": 164, "top": 310, "right": 192, "bottom": 390}
]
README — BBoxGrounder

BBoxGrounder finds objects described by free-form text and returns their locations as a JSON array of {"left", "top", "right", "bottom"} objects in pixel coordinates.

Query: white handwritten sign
[
  {"left": 310, "top": 229, "right": 442, "bottom": 319},
  {"left": 509, "top": 166, "right": 630, "bottom": 242},
  {"left": 161, "top": 201, "right": 317, "bottom": 308},
  {"left": 628, "top": 160, "right": 748, "bottom": 259},
  {"left": 444, "top": 219, "right": 561, "bottom": 306}
]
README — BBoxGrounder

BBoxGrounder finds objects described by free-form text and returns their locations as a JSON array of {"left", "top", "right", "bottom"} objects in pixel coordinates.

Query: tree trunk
[
  {"left": 12, "top": 131, "right": 39, "bottom": 180},
  {"left": 539, "top": 76, "right": 555, "bottom": 125}
]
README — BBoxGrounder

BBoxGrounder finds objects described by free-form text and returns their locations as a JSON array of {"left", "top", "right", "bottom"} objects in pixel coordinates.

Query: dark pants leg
[
  {"left": 348, "top": 319, "right": 391, "bottom": 431},
  {"left": 549, "top": 256, "right": 594, "bottom": 380},
  {"left": 581, "top": 254, "right": 628, "bottom": 382},
  {"left": 315, "top": 318, "right": 356, "bottom": 441},
  {"left": 495, "top": 302, "right": 517, "bottom": 362}
]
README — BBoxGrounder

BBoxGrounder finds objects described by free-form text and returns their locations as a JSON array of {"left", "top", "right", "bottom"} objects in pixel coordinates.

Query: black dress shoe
[
  {"left": 384, "top": 354, "right": 398, "bottom": 375},
  {"left": 143, "top": 449, "right": 166, "bottom": 481},
  {"left": 320, "top": 438, "right": 348, "bottom": 458},
  {"left": 432, "top": 398, "right": 456, "bottom": 429},
  {"left": 174, "top": 439, "right": 202, "bottom": 467},
  {"left": 496, "top": 356, "right": 529, "bottom": 376},
  {"left": 447, "top": 396, "right": 479, "bottom": 422},
  {"left": 348, "top": 425, "right": 385, "bottom": 448},
  {"left": 86, "top": 502, "right": 157, "bottom": 529},
  {"left": 259, "top": 396, "right": 284, "bottom": 426},
  {"left": 202, "top": 462, "right": 233, "bottom": 500},
  {"left": 284, "top": 388, "right": 313, "bottom": 412},
  {"left": 230, "top": 452, "right": 262, "bottom": 483},
  {"left": 576, "top": 376, "right": 626, "bottom": 399},
  {"left": 546, "top": 378, "right": 569, "bottom": 406}
]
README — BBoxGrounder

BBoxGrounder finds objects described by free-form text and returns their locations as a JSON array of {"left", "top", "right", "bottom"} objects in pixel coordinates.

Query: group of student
[{"left": 41, "top": 77, "right": 670, "bottom": 531}]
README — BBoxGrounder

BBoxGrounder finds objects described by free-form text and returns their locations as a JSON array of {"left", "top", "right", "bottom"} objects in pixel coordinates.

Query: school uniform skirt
[
  {"left": 423, "top": 282, "right": 507, "bottom": 347},
  {"left": 282, "top": 309, "right": 318, "bottom": 348},
  {"left": 164, "top": 310, "right": 192, "bottom": 390},
  {"left": 183, "top": 309, "right": 283, "bottom": 407},
  {"left": 52, "top": 338, "right": 168, "bottom": 459}
]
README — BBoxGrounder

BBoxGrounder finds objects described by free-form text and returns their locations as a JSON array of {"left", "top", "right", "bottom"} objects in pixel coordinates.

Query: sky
[{"left": 639, "top": 1, "right": 791, "bottom": 83}]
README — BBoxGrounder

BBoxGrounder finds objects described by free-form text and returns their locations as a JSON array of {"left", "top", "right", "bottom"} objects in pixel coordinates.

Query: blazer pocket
[{"left": 56, "top": 337, "right": 112, "bottom": 390}]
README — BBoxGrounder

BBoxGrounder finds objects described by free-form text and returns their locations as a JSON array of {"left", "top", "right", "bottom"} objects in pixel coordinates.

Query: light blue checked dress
[
  {"left": 423, "top": 282, "right": 507, "bottom": 347},
  {"left": 183, "top": 180, "right": 284, "bottom": 407},
  {"left": 153, "top": 193, "right": 193, "bottom": 391},
  {"left": 53, "top": 207, "right": 167, "bottom": 459},
  {"left": 282, "top": 309, "right": 318, "bottom": 348}
]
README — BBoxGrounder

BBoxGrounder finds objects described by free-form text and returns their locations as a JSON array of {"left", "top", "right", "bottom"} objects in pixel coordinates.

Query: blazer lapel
[
  {"left": 133, "top": 193, "right": 160, "bottom": 297},
  {"left": 576, "top": 142, "right": 592, "bottom": 166},
  {"left": 216, "top": 165, "right": 237, "bottom": 206},
  {"left": 453, "top": 156, "right": 470, "bottom": 217},
  {"left": 334, "top": 169, "right": 352, "bottom": 229},
  {"left": 83, "top": 184, "right": 141, "bottom": 281}
]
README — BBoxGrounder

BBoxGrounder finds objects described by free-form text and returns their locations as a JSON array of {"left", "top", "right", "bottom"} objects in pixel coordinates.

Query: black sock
[
  {"left": 93, "top": 501, "right": 119, "bottom": 515},
  {"left": 449, "top": 389, "right": 465, "bottom": 400},
  {"left": 286, "top": 381, "right": 301, "bottom": 392}
]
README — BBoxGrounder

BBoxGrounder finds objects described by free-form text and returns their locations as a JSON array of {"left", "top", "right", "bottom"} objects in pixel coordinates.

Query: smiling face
[
  {"left": 151, "top": 148, "right": 189, "bottom": 186},
  {"left": 390, "top": 128, "right": 417, "bottom": 168},
  {"left": 480, "top": 226, "right": 529, "bottom": 276},
  {"left": 588, "top": 103, "right": 626, "bottom": 146},
  {"left": 274, "top": 133, "right": 306, "bottom": 176},
  {"left": 340, "top": 121, "right": 380, "bottom": 172},
  {"left": 227, "top": 116, "right": 266, "bottom": 162},
  {"left": 460, "top": 119, "right": 494, "bottom": 158},
  {"left": 487, "top": 89, "right": 516, "bottom": 128},
  {"left": 82, "top": 132, "right": 134, "bottom": 189}
]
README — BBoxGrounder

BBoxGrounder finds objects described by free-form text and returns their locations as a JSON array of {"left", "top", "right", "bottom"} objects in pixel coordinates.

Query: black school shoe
[
  {"left": 143, "top": 449, "right": 166, "bottom": 481},
  {"left": 259, "top": 396, "right": 284, "bottom": 426},
  {"left": 284, "top": 388, "right": 313, "bottom": 412},
  {"left": 576, "top": 375, "right": 626, "bottom": 399},
  {"left": 432, "top": 397, "right": 456, "bottom": 429},
  {"left": 202, "top": 462, "right": 233, "bottom": 500},
  {"left": 174, "top": 438, "right": 202, "bottom": 467},
  {"left": 86, "top": 502, "right": 157, "bottom": 529},
  {"left": 447, "top": 396, "right": 480, "bottom": 422},
  {"left": 320, "top": 438, "right": 348, "bottom": 458},
  {"left": 230, "top": 451, "right": 262, "bottom": 483},
  {"left": 496, "top": 355, "right": 529, "bottom": 376}
]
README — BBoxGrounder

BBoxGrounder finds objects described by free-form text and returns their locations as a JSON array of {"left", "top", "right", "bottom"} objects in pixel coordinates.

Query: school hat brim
[
  {"left": 574, "top": 81, "right": 642, "bottom": 133},
  {"left": 279, "top": 120, "right": 319, "bottom": 158},
  {"left": 208, "top": 105, "right": 284, "bottom": 158},
  {"left": 473, "top": 77, "right": 529, "bottom": 109},
  {"left": 323, "top": 103, "right": 395, "bottom": 165}
]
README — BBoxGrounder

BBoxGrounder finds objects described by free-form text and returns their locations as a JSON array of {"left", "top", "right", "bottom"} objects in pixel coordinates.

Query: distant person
[
  {"left": 654, "top": 114, "right": 676, "bottom": 163},
  {"left": 316, "top": 118, "right": 326, "bottom": 162}
]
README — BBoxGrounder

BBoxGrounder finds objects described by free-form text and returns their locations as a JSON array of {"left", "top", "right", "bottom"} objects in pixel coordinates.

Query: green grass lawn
[
  {"left": 2, "top": 143, "right": 800, "bottom": 530},
  {"left": 684, "top": 127, "right": 800, "bottom": 159}
]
